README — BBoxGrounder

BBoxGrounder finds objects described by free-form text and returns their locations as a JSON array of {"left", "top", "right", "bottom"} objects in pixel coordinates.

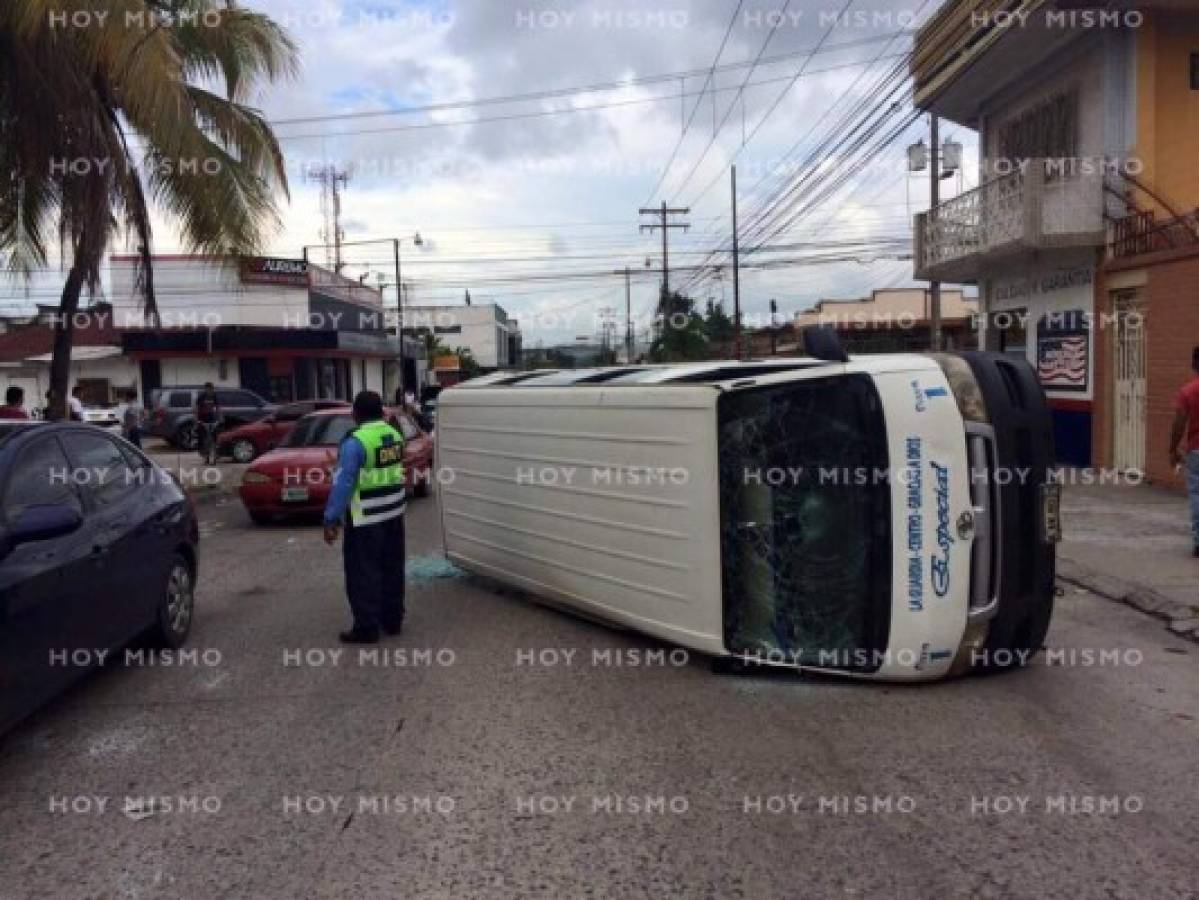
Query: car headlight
[
  {"left": 241, "top": 471, "right": 273, "bottom": 485},
  {"left": 930, "top": 353, "right": 989, "bottom": 423}
]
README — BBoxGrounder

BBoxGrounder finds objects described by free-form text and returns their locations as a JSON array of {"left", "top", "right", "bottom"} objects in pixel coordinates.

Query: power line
[
  {"left": 268, "top": 54, "right": 908, "bottom": 142},
  {"left": 270, "top": 31, "right": 907, "bottom": 128},
  {"left": 640, "top": 0, "right": 745, "bottom": 206}
]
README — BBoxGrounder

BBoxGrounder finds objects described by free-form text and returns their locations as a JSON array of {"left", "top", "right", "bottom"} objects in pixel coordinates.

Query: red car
[
  {"left": 238, "top": 408, "right": 432, "bottom": 524},
  {"left": 218, "top": 400, "right": 349, "bottom": 463}
]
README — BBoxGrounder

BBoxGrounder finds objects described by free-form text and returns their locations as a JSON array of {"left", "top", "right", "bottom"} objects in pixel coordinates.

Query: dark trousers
[{"left": 342, "top": 514, "right": 406, "bottom": 632}]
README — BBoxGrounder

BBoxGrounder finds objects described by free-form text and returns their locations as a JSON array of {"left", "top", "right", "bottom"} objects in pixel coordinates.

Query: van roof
[
  {"left": 452, "top": 355, "right": 936, "bottom": 391},
  {"left": 458, "top": 359, "right": 829, "bottom": 388}
]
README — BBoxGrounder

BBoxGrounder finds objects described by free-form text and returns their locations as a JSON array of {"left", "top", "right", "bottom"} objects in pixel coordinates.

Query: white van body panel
[
  {"left": 437, "top": 386, "right": 728, "bottom": 654},
  {"left": 438, "top": 357, "right": 975, "bottom": 680}
]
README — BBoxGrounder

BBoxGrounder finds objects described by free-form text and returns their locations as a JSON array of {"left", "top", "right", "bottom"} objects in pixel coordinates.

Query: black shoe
[
  {"left": 381, "top": 621, "right": 403, "bottom": 636},
  {"left": 339, "top": 628, "right": 380, "bottom": 644}
]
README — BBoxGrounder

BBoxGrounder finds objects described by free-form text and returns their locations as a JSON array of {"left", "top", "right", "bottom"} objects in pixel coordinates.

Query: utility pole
[
  {"left": 731, "top": 166, "right": 742, "bottom": 359},
  {"left": 614, "top": 267, "right": 633, "bottom": 363},
  {"left": 638, "top": 202, "right": 690, "bottom": 306},
  {"left": 929, "top": 115, "right": 943, "bottom": 351}
]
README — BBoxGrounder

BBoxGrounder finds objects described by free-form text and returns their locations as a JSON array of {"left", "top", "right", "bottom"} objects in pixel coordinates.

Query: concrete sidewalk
[
  {"left": 1059, "top": 475, "right": 1198, "bottom": 639},
  {"left": 143, "top": 438, "right": 247, "bottom": 502}
]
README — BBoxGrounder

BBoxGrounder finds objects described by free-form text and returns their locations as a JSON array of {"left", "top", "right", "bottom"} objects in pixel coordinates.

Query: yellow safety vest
[{"left": 348, "top": 419, "right": 406, "bottom": 526}]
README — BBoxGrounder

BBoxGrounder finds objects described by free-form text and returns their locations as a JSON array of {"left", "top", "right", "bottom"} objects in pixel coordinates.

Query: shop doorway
[{"left": 1112, "top": 291, "right": 1146, "bottom": 473}]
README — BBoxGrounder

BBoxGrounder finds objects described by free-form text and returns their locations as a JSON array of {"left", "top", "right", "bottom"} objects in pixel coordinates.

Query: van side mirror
[{"left": 6, "top": 504, "right": 83, "bottom": 549}]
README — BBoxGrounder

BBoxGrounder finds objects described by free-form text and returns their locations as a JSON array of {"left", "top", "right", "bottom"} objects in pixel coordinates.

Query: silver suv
[{"left": 147, "top": 386, "right": 276, "bottom": 450}]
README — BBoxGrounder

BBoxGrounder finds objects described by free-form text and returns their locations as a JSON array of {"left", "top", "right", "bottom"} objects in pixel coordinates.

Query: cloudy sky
[{"left": 10, "top": 0, "right": 980, "bottom": 345}]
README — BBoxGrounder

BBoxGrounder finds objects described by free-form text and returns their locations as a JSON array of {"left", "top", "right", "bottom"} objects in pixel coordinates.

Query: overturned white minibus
[{"left": 436, "top": 335, "right": 1058, "bottom": 681}]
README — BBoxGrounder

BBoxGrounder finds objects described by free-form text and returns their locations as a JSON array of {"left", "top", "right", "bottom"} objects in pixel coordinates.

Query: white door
[{"left": 1112, "top": 293, "right": 1146, "bottom": 473}]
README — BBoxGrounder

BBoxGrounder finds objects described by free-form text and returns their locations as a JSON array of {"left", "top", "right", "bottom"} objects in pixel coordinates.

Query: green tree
[
  {"left": 649, "top": 291, "right": 708, "bottom": 362},
  {"left": 1, "top": 0, "right": 296, "bottom": 418},
  {"left": 454, "top": 347, "right": 481, "bottom": 379},
  {"left": 704, "top": 299, "right": 735, "bottom": 344}
]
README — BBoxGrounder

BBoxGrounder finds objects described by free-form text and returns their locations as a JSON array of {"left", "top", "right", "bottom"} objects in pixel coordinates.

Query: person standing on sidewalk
[
  {"left": 1168, "top": 346, "right": 1199, "bottom": 557},
  {"left": 322, "top": 390, "right": 407, "bottom": 643},
  {"left": 118, "top": 389, "right": 144, "bottom": 447},
  {"left": 194, "top": 383, "right": 221, "bottom": 464}
]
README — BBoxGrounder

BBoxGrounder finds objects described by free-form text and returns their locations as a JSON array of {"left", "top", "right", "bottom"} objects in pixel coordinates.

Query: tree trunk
[{"left": 48, "top": 263, "right": 86, "bottom": 421}]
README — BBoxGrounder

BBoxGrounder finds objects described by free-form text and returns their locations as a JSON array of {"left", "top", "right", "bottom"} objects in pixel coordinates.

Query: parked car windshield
[
  {"left": 283, "top": 414, "right": 357, "bottom": 448},
  {"left": 717, "top": 375, "right": 891, "bottom": 670}
]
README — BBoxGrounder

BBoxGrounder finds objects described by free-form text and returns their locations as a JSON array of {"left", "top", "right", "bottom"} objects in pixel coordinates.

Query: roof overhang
[{"left": 912, "top": 0, "right": 1093, "bottom": 125}]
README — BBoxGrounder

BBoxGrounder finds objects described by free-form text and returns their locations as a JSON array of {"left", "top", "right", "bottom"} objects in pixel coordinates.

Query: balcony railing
[
  {"left": 1111, "top": 209, "right": 1199, "bottom": 260},
  {"left": 914, "top": 162, "right": 1107, "bottom": 282}
]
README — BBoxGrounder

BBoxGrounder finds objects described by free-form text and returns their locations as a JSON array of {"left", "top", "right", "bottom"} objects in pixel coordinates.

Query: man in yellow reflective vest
[{"left": 323, "top": 390, "right": 407, "bottom": 643}]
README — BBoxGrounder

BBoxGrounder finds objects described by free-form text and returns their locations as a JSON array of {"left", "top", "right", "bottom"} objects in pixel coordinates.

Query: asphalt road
[{"left": 0, "top": 490, "right": 1195, "bottom": 899}]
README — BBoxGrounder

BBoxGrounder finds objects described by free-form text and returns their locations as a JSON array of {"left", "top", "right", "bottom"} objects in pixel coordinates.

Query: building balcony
[{"left": 914, "top": 163, "right": 1107, "bottom": 283}]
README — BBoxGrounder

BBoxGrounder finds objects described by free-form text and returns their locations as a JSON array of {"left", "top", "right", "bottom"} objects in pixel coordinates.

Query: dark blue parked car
[{"left": 0, "top": 422, "right": 199, "bottom": 735}]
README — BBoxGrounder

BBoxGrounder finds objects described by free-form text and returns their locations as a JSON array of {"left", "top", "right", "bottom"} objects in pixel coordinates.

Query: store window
[{"left": 991, "top": 307, "right": 1028, "bottom": 358}]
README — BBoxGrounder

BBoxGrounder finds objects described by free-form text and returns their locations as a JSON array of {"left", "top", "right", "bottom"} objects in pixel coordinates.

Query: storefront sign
[
  {"left": 1036, "top": 310, "right": 1089, "bottom": 392},
  {"left": 239, "top": 256, "right": 309, "bottom": 287},
  {"left": 994, "top": 265, "right": 1093, "bottom": 303}
]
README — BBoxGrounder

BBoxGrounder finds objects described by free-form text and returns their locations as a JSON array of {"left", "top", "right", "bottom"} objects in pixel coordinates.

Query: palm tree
[{"left": 0, "top": 0, "right": 296, "bottom": 417}]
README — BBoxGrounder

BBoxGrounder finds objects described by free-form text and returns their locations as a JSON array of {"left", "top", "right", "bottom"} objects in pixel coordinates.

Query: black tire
[
  {"left": 176, "top": 422, "right": 198, "bottom": 451},
  {"left": 248, "top": 510, "right": 273, "bottom": 526},
  {"left": 231, "top": 438, "right": 257, "bottom": 463},
  {"left": 150, "top": 555, "right": 195, "bottom": 648}
]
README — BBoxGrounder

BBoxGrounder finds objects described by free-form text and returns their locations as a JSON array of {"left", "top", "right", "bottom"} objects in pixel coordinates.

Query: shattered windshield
[{"left": 718, "top": 375, "right": 891, "bottom": 670}]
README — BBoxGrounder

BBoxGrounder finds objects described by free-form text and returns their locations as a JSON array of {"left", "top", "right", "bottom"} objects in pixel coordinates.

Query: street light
[{"left": 302, "top": 233, "right": 424, "bottom": 397}]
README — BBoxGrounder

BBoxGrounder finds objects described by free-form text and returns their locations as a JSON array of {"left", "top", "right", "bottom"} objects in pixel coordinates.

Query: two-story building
[
  {"left": 912, "top": 1, "right": 1199, "bottom": 485},
  {"left": 110, "top": 254, "right": 415, "bottom": 402},
  {"left": 403, "top": 302, "right": 521, "bottom": 372}
]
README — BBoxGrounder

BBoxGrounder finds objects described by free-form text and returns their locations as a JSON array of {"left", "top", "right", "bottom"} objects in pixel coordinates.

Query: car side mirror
[{"left": 7, "top": 504, "right": 83, "bottom": 549}]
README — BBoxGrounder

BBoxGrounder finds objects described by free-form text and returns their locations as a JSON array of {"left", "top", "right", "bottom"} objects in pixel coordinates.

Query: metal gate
[{"left": 1113, "top": 293, "right": 1146, "bottom": 473}]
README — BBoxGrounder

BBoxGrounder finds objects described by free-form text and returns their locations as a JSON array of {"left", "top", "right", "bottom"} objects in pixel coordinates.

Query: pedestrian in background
[
  {"left": 68, "top": 385, "right": 85, "bottom": 421},
  {"left": 194, "top": 382, "right": 220, "bottom": 464},
  {"left": 0, "top": 386, "right": 28, "bottom": 419},
  {"left": 119, "top": 388, "right": 144, "bottom": 447},
  {"left": 323, "top": 390, "right": 407, "bottom": 643},
  {"left": 1168, "top": 345, "right": 1199, "bottom": 558}
]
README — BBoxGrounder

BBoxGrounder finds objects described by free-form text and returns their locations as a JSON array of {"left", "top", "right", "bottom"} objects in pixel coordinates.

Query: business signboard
[{"left": 239, "top": 256, "right": 309, "bottom": 287}]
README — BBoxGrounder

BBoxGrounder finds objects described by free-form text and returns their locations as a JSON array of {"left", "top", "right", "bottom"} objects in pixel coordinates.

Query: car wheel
[
  {"left": 151, "top": 555, "right": 194, "bottom": 648},
  {"left": 176, "top": 422, "right": 198, "bottom": 451},
  {"left": 248, "top": 510, "right": 273, "bottom": 525},
  {"left": 231, "top": 438, "right": 257, "bottom": 463}
]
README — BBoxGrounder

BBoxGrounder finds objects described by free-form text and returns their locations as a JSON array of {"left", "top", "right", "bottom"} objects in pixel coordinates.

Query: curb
[{"left": 1057, "top": 557, "right": 1199, "bottom": 643}]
